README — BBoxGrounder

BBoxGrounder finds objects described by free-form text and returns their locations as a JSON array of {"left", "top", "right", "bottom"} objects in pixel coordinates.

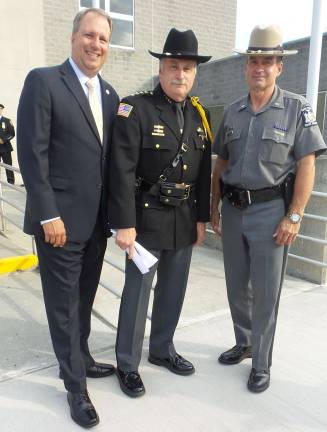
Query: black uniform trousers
[
  {"left": 0, "top": 151, "right": 15, "bottom": 184},
  {"left": 35, "top": 216, "right": 107, "bottom": 392},
  {"left": 116, "top": 245, "right": 193, "bottom": 372}
]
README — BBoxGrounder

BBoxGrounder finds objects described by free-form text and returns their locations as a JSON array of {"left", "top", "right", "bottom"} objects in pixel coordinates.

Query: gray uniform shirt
[{"left": 213, "top": 86, "right": 326, "bottom": 189}]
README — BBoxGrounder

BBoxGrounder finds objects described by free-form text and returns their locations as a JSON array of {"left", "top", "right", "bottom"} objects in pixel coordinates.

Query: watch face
[{"left": 290, "top": 213, "right": 301, "bottom": 223}]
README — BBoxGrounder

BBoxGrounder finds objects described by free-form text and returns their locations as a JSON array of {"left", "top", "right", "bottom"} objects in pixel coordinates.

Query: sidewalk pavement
[{"left": 1, "top": 225, "right": 327, "bottom": 432}]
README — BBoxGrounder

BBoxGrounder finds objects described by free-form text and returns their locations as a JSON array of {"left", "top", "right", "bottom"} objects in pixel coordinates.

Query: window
[{"left": 80, "top": 0, "right": 134, "bottom": 49}]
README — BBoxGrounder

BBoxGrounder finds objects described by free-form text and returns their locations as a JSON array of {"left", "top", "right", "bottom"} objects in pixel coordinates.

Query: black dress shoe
[
  {"left": 218, "top": 345, "right": 252, "bottom": 365},
  {"left": 86, "top": 362, "right": 115, "bottom": 378},
  {"left": 116, "top": 368, "right": 145, "bottom": 398},
  {"left": 67, "top": 390, "right": 99, "bottom": 428},
  {"left": 59, "top": 362, "right": 115, "bottom": 380},
  {"left": 247, "top": 368, "right": 270, "bottom": 393},
  {"left": 148, "top": 353, "right": 195, "bottom": 375}
]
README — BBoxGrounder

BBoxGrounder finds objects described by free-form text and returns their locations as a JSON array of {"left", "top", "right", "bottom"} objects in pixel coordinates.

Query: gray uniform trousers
[
  {"left": 221, "top": 197, "right": 288, "bottom": 371},
  {"left": 116, "top": 245, "right": 193, "bottom": 372}
]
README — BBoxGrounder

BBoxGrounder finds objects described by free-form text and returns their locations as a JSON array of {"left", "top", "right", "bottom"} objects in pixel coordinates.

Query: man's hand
[
  {"left": 194, "top": 222, "right": 206, "bottom": 246},
  {"left": 211, "top": 208, "right": 221, "bottom": 236},
  {"left": 0, "top": 138, "right": 4, "bottom": 144},
  {"left": 116, "top": 228, "right": 136, "bottom": 259},
  {"left": 43, "top": 219, "right": 67, "bottom": 247},
  {"left": 274, "top": 217, "right": 300, "bottom": 246}
]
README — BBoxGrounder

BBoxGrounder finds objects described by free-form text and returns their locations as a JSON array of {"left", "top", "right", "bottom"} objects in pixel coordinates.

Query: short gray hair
[{"left": 72, "top": 8, "right": 112, "bottom": 35}]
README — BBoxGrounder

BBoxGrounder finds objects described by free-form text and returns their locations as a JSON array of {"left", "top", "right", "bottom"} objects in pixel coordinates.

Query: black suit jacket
[
  {"left": 108, "top": 85, "right": 211, "bottom": 250},
  {"left": 0, "top": 116, "right": 15, "bottom": 153},
  {"left": 17, "top": 59, "right": 119, "bottom": 242}
]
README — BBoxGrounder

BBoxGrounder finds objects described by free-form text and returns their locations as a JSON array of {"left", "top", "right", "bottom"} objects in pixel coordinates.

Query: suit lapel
[
  {"left": 59, "top": 60, "right": 102, "bottom": 146},
  {"left": 99, "top": 76, "right": 115, "bottom": 153}
]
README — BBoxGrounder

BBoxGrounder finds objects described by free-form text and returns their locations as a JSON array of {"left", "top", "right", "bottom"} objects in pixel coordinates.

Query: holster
[{"left": 282, "top": 172, "right": 295, "bottom": 209}]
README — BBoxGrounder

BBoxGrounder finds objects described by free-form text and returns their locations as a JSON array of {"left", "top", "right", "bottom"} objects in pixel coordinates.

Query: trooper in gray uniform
[{"left": 211, "top": 25, "right": 326, "bottom": 393}]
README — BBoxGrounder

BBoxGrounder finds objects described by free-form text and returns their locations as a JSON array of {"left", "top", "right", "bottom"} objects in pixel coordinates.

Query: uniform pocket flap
[
  {"left": 142, "top": 137, "right": 171, "bottom": 150},
  {"left": 224, "top": 129, "right": 241, "bottom": 144},
  {"left": 192, "top": 136, "right": 207, "bottom": 150},
  {"left": 262, "top": 128, "right": 292, "bottom": 145}
]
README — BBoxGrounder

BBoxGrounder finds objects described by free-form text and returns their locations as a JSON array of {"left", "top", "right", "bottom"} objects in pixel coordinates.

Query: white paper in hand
[{"left": 111, "top": 230, "right": 158, "bottom": 274}]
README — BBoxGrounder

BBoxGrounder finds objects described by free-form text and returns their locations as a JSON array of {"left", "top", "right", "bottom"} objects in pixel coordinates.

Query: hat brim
[
  {"left": 148, "top": 50, "right": 211, "bottom": 63},
  {"left": 233, "top": 48, "right": 298, "bottom": 56}
]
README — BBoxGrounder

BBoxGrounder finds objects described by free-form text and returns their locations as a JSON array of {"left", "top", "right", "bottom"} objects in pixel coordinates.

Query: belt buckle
[{"left": 184, "top": 185, "right": 190, "bottom": 199}]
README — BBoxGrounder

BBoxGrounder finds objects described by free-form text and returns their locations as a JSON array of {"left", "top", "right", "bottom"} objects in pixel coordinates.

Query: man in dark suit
[
  {"left": 0, "top": 104, "right": 15, "bottom": 184},
  {"left": 17, "top": 8, "right": 119, "bottom": 428},
  {"left": 108, "top": 28, "right": 212, "bottom": 398}
]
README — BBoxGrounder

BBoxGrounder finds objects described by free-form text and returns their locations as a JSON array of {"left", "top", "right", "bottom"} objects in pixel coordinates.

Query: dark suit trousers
[
  {"left": 0, "top": 151, "right": 15, "bottom": 184},
  {"left": 116, "top": 245, "right": 193, "bottom": 372},
  {"left": 35, "top": 217, "right": 107, "bottom": 392}
]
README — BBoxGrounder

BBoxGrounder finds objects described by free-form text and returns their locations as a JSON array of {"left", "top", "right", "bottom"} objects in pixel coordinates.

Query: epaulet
[{"left": 129, "top": 90, "right": 153, "bottom": 97}]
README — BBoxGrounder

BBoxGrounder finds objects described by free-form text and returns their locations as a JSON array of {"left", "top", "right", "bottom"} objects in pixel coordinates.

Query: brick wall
[{"left": 43, "top": 0, "right": 236, "bottom": 98}]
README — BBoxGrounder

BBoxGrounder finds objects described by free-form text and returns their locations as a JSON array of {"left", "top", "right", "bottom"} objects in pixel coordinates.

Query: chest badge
[
  {"left": 197, "top": 126, "right": 207, "bottom": 141},
  {"left": 151, "top": 124, "right": 165, "bottom": 136}
]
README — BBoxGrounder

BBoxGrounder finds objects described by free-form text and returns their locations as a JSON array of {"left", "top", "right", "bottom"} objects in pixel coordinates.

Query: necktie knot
[{"left": 86, "top": 78, "right": 96, "bottom": 91}]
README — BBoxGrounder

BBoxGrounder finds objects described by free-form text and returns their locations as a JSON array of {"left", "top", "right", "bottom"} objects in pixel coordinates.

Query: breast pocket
[
  {"left": 140, "top": 137, "right": 174, "bottom": 174},
  {"left": 260, "top": 128, "right": 293, "bottom": 165},
  {"left": 224, "top": 128, "right": 242, "bottom": 159}
]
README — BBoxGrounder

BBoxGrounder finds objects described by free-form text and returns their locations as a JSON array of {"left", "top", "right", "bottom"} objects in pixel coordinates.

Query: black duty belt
[{"left": 223, "top": 183, "right": 283, "bottom": 209}]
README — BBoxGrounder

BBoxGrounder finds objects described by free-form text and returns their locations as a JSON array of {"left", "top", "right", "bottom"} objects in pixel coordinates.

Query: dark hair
[{"left": 72, "top": 8, "right": 112, "bottom": 34}]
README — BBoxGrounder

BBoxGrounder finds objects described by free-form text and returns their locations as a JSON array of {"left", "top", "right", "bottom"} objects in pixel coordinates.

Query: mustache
[{"left": 170, "top": 79, "right": 187, "bottom": 85}]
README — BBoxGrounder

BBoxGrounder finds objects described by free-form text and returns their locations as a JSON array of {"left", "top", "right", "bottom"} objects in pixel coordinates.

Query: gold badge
[
  {"left": 197, "top": 126, "right": 207, "bottom": 141},
  {"left": 151, "top": 124, "right": 165, "bottom": 136}
]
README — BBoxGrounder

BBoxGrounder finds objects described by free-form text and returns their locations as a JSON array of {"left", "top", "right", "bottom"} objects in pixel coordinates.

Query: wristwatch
[{"left": 286, "top": 212, "right": 302, "bottom": 224}]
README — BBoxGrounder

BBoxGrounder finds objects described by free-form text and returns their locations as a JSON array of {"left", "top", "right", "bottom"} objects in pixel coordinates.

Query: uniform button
[
  {"left": 102, "top": 156, "right": 106, "bottom": 161},
  {"left": 155, "top": 144, "right": 160, "bottom": 149},
  {"left": 167, "top": 189, "right": 172, "bottom": 194},
  {"left": 183, "top": 164, "right": 188, "bottom": 171},
  {"left": 165, "top": 198, "right": 170, "bottom": 203},
  {"left": 144, "top": 203, "right": 149, "bottom": 207},
  {"left": 202, "top": 144, "right": 205, "bottom": 149}
]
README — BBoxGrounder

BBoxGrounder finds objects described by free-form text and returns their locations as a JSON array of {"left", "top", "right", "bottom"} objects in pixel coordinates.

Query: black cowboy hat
[{"left": 149, "top": 28, "right": 211, "bottom": 64}]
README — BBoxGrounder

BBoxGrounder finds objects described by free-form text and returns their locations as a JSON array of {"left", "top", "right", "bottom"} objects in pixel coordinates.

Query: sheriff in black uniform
[
  {"left": 0, "top": 104, "right": 15, "bottom": 184},
  {"left": 108, "top": 28, "right": 212, "bottom": 397}
]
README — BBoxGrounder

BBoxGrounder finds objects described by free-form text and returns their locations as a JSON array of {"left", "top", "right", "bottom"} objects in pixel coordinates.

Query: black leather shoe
[
  {"left": 148, "top": 353, "right": 195, "bottom": 375},
  {"left": 85, "top": 362, "right": 115, "bottom": 378},
  {"left": 247, "top": 368, "right": 270, "bottom": 393},
  {"left": 218, "top": 345, "right": 252, "bottom": 365},
  {"left": 67, "top": 390, "right": 99, "bottom": 428},
  {"left": 116, "top": 368, "right": 145, "bottom": 398},
  {"left": 59, "top": 362, "right": 115, "bottom": 380}
]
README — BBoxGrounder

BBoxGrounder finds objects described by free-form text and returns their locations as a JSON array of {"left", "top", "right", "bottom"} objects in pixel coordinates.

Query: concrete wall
[
  {"left": 0, "top": 0, "right": 45, "bottom": 175},
  {"left": 198, "top": 35, "right": 327, "bottom": 285}
]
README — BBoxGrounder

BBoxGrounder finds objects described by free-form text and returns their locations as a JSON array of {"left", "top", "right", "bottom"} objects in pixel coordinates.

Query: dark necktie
[{"left": 173, "top": 102, "right": 184, "bottom": 133}]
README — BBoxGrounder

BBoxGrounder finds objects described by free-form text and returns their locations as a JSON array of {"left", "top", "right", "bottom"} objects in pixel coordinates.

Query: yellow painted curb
[{"left": 0, "top": 255, "right": 38, "bottom": 274}]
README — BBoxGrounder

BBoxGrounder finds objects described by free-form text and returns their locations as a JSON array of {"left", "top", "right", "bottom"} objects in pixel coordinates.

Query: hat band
[
  {"left": 162, "top": 50, "right": 199, "bottom": 56},
  {"left": 247, "top": 45, "right": 283, "bottom": 52}
]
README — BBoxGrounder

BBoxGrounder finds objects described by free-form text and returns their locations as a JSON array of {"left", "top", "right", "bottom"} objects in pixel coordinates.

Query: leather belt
[{"left": 223, "top": 183, "right": 283, "bottom": 209}]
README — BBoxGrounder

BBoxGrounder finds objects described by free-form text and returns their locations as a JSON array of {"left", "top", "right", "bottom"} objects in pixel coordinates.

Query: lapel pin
[{"left": 106, "top": 89, "right": 110, "bottom": 95}]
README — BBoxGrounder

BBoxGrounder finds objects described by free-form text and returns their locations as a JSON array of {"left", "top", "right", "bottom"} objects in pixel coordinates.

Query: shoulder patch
[
  {"left": 301, "top": 105, "right": 317, "bottom": 127},
  {"left": 117, "top": 103, "right": 133, "bottom": 118}
]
